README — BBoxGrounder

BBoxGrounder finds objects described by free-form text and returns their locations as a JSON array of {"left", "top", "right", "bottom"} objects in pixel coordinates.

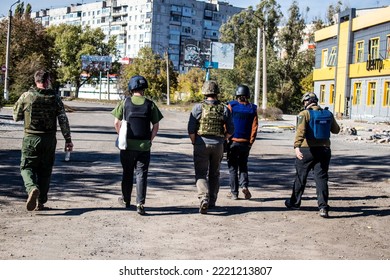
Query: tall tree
[
  {"left": 276, "top": 1, "right": 308, "bottom": 113},
  {"left": 47, "top": 24, "right": 117, "bottom": 98},
  {"left": 0, "top": 9, "right": 55, "bottom": 104},
  {"left": 218, "top": 0, "right": 282, "bottom": 105}
]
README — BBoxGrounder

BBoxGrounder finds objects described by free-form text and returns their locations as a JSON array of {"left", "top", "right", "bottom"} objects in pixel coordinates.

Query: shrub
[{"left": 258, "top": 106, "right": 283, "bottom": 120}]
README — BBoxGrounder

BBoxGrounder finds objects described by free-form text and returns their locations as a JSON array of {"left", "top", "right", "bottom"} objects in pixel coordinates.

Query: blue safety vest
[{"left": 229, "top": 100, "right": 257, "bottom": 140}]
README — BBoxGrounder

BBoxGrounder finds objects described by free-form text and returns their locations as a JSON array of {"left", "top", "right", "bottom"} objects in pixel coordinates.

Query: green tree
[
  {"left": 0, "top": 8, "right": 55, "bottom": 105},
  {"left": 120, "top": 47, "right": 178, "bottom": 101},
  {"left": 47, "top": 24, "right": 117, "bottom": 98},
  {"left": 218, "top": 1, "right": 282, "bottom": 105},
  {"left": 177, "top": 67, "right": 205, "bottom": 102},
  {"left": 326, "top": 1, "right": 344, "bottom": 26},
  {"left": 276, "top": 1, "right": 309, "bottom": 113}
]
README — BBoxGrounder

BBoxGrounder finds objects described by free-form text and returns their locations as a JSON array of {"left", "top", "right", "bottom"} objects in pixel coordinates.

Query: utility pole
[
  {"left": 3, "top": 0, "right": 20, "bottom": 101},
  {"left": 166, "top": 51, "right": 170, "bottom": 105},
  {"left": 262, "top": 26, "right": 267, "bottom": 110},
  {"left": 254, "top": 27, "right": 261, "bottom": 108}
]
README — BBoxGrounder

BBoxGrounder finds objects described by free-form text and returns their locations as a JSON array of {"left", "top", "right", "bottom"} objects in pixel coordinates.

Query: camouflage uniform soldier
[
  {"left": 13, "top": 70, "right": 73, "bottom": 211},
  {"left": 188, "top": 80, "right": 234, "bottom": 214},
  {"left": 285, "top": 92, "right": 340, "bottom": 218}
]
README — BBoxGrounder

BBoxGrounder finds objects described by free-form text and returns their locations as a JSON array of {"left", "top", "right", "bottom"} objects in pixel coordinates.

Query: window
[
  {"left": 387, "top": 36, "right": 390, "bottom": 59},
  {"left": 322, "top": 49, "right": 328, "bottom": 68},
  {"left": 367, "top": 82, "right": 376, "bottom": 106},
  {"left": 353, "top": 83, "right": 362, "bottom": 105},
  {"left": 369, "top": 38, "right": 379, "bottom": 59},
  {"left": 327, "top": 47, "right": 337, "bottom": 66},
  {"left": 319, "top": 85, "right": 326, "bottom": 103},
  {"left": 356, "top": 41, "right": 364, "bottom": 63},
  {"left": 384, "top": 82, "right": 390, "bottom": 107},
  {"left": 329, "top": 84, "right": 334, "bottom": 104}
]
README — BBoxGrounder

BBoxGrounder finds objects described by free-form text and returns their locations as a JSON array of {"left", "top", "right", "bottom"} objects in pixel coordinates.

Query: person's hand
[
  {"left": 295, "top": 147, "right": 303, "bottom": 160},
  {"left": 65, "top": 142, "right": 74, "bottom": 152}
]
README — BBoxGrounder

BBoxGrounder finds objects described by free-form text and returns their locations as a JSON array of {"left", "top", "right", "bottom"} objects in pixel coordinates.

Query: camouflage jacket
[{"left": 13, "top": 87, "right": 72, "bottom": 142}]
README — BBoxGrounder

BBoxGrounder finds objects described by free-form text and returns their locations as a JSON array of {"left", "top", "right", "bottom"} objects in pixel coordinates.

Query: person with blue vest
[
  {"left": 285, "top": 92, "right": 340, "bottom": 218},
  {"left": 111, "top": 75, "right": 163, "bottom": 215},
  {"left": 226, "top": 85, "right": 258, "bottom": 200}
]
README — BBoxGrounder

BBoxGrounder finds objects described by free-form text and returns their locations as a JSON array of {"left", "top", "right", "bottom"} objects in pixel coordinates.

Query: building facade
[
  {"left": 313, "top": 6, "right": 390, "bottom": 121},
  {"left": 33, "top": 0, "right": 242, "bottom": 71}
]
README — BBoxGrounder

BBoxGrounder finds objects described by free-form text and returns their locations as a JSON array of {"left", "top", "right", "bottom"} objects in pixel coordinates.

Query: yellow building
[{"left": 313, "top": 6, "right": 390, "bottom": 121}]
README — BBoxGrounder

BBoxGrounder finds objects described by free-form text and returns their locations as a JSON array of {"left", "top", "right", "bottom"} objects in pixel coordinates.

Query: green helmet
[{"left": 202, "top": 80, "right": 220, "bottom": 96}]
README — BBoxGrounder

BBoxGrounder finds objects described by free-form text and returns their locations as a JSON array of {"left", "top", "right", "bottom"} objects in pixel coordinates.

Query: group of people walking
[{"left": 12, "top": 70, "right": 339, "bottom": 219}]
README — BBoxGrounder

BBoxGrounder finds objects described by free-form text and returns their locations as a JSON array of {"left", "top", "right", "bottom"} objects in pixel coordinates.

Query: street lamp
[{"left": 3, "top": 0, "right": 20, "bottom": 101}]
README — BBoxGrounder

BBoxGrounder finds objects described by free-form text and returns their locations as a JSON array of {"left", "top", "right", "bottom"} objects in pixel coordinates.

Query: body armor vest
[
  {"left": 25, "top": 89, "right": 57, "bottom": 133},
  {"left": 307, "top": 108, "right": 332, "bottom": 140},
  {"left": 230, "top": 100, "right": 257, "bottom": 140},
  {"left": 198, "top": 102, "right": 225, "bottom": 137},
  {"left": 124, "top": 97, "right": 152, "bottom": 140}
]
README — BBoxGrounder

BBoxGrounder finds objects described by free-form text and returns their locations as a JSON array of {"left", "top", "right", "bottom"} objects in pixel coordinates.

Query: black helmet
[
  {"left": 235, "top": 85, "right": 250, "bottom": 97},
  {"left": 301, "top": 92, "right": 318, "bottom": 104},
  {"left": 202, "top": 80, "right": 220, "bottom": 96},
  {"left": 128, "top": 75, "right": 148, "bottom": 92}
]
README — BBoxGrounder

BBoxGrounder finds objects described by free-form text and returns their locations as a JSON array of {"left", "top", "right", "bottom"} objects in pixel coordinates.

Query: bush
[{"left": 258, "top": 106, "right": 283, "bottom": 120}]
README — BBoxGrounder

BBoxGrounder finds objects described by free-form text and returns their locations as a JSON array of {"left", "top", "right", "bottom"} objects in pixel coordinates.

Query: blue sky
[{"left": 1, "top": 0, "right": 389, "bottom": 19}]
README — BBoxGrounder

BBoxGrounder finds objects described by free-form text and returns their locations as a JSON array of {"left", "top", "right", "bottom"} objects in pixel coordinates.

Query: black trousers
[
  {"left": 289, "top": 147, "right": 331, "bottom": 210},
  {"left": 227, "top": 142, "right": 251, "bottom": 195},
  {"left": 120, "top": 150, "right": 150, "bottom": 205}
]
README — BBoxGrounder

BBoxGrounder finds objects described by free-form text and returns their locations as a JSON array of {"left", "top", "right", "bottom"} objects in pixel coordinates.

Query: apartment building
[
  {"left": 33, "top": 0, "right": 242, "bottom": 71},
  {"left": 313, "top": 6, "right": 390, "bottom": 121}
]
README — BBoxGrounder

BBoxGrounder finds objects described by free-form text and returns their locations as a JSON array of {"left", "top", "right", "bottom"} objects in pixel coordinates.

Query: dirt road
[{"left": 0, "top": 100, "right": 389, "bottom": 260}]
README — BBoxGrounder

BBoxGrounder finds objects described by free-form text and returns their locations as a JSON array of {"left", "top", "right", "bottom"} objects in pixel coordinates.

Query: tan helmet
[{"left": 202, "top": 80, "right": 220, "bottom": 96}]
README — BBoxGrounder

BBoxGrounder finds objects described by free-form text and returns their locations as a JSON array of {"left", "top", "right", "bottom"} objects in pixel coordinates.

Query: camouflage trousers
[{"left": 20, "top": 134, "right": 57, "bottom": 204}]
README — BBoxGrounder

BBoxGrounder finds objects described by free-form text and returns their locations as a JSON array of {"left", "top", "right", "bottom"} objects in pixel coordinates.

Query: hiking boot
[
  {"left": 26, "top": 188, "right": 40, "bottom": 211},
  {"left": 319, "top": 208, "right": 329, "bottom": 218},
  {"left": 242, "top": 187, "right": 252, "bottom": 199},
  {"left": 136, "top": 204, "right": 145, "bottom": 215},
  {"left": 285, "top": 199, "right": 300, "bottom": 210},
  {"left": 199, "top": 200, "right": 208, "bottom": 214},
  {"left": 118, "top": 196, "right": 131, "bottom": 209}
]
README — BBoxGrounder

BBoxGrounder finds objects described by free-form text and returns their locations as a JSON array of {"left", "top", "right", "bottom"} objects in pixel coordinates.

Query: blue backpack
[{"left": 307, "top": 109, "right": 332, "bottom": 140}]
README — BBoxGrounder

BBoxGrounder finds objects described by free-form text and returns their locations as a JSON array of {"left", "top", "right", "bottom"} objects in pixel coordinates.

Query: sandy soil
[{"left": 0, "top": 100, "right": 389, "bottom": 260}]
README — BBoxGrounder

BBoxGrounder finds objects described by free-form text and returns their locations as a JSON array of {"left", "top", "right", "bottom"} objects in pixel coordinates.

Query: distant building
[
  {"left": 313, "top": 6, "right": 390, "bottom": 121},
  {"left": 32, "top": 0, "right": 242, "bottom": 71}
]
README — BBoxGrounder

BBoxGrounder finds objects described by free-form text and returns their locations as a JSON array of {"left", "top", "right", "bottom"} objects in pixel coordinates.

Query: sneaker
[
  {"left": 242, "top": 187, "right": 252, "bottom": 199},
  {"left": 227, "top": 192, "right": 238, "bottom": 200},
  {"left": 136, "top": 204, "right": 145, "bottom": 215},
  {"left": 285, "top": 199, "right": 300, "bottom": 210},
  {"left": 319, "top": 208, "right": 329, "bottom": 218},
  {"left": 199, "top": 200, "right": 208, "bottom": 214},
  {"left": 118, "top": 196, "right": 131, "bottom": 209},
  {"left": 26, "top": 188, "right": 40, "bottom": 211}
]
